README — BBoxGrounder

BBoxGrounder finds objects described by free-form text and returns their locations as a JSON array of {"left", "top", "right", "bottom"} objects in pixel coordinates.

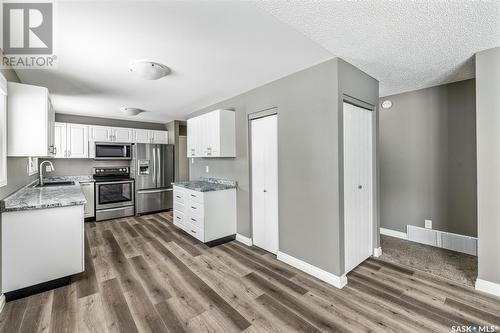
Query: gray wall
[
  {"left": 0, "top": 67, "right": 38, "bottom": 201},
  {"left": 379, "top": 79, "right": 477, "bottom": 237},
  {"left": 189, "top": 58, "right": 378, "bottom": 276},
  {"left": 380, "top": 79, "right": 477, "bottom": 237},
  {"left": 55, "top": 113, "right": 166, "bottom": 130},
  {"left": 476, "top": 47, "right": 500, "bottom": 286}
]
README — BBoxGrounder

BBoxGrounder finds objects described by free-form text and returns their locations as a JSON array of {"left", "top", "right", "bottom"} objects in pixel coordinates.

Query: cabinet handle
[
  {"left": 191, "top": 229, "right": 196, "bottom": 234},
  {"left": 191, "top": 206, "right": 196, "bottom": 209},
  {"left": 191, "top": 218, "right": 196, "bottom": 222},
  {"left": 176, "top": 195, "right": 181, "bottom": 198},
  {"left": 53, "top": 147, "right": 57, "bottom": 155},
  {"left": 191, "top": 194, "right": 196, "bottom": 197},
  {"left": 176, "top": 216, "right": 181, "bottom": 220}
]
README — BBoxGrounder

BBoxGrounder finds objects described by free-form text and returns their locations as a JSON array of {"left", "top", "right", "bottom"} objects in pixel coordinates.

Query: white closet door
[
  {"left": 251, "top": 114, "right": 278, "bottom": 254},
  {"left": 343, "top": 102, "right": 373, "bottom": 273}
]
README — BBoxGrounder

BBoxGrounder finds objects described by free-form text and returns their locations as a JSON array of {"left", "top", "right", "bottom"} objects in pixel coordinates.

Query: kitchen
[{"left": 0, "top": 1, "right": 498, "bottom": 332}]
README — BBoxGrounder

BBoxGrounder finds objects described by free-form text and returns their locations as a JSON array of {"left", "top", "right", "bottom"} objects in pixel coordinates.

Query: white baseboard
[
  {"left": 277, "top": 251, "right": 347, "bottom": 289},
  {"left": 475, "top": 278, "right": 500, "bottom": 297},
  {"left": 380, "top": 227, "right": 408, "bottom": 239},
  {"left": 373, "top": 247, "right": 382, "bottom": 257},
  {"left": 0, "top": 294, "right": 5, "bottom": 314},
  {"left": 236, "top": 234, "right": 253, "bottom": 246}
]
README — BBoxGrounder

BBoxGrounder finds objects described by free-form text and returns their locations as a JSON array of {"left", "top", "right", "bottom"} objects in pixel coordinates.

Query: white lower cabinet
[
  {"left": 1, "top": 205, "right": 85, "bottom": 293},
  {"left": 173, "top": 186, "right": 236, "bottom": 243}
]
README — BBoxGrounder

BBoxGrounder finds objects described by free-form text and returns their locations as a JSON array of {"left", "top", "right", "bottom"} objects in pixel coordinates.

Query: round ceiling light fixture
[
  {"left": 381, "top": 100, "right": 393, "bottom": 109},
  {"left": 129, "top": 60, "right": 170, "bottom": 80},
  {"left": 120, "top": 107, "right": 145, "bottom": 116}
]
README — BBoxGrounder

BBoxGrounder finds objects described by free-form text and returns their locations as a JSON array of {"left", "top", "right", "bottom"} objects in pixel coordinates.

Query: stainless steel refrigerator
[{"left": 133, "top": 143, "right": 174, "bottom": 214}]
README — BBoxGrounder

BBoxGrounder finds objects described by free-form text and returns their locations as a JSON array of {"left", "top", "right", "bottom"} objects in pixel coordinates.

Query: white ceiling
[
  {"left": 256, "top": 0, "right": 500, "bottom": 97},
  {"left": 16, "top": 1, "right": 333, "bottom": 123},
  {"left": 15, "top": 1, "right": 500, "bottom": 123}
]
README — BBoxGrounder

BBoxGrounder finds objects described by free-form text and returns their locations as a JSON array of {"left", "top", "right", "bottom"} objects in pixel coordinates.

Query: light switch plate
[
  {"left": 425, "top": 219, "right": 432, "bottom": 229},
  {"left": 205, "top": 165, "right": 209, "bottom": 173}
]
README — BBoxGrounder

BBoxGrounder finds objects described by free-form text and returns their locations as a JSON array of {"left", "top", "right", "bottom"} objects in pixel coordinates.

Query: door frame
[
  {"left": 340, "top": 95, "right": 378, "bottom": 274},
  {"left": 248, "top": 107, "right": 279, "bottom": 253}
]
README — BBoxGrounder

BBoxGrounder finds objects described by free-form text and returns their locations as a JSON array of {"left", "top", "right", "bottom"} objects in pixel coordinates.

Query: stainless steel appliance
[
  {"left": 94, "top": 167, "right": 135, "bottom": 221},
  {"left": 95, "top": 142, "right": 132, "bottom": 160},
  {"left": 133, "top": 144, "right": 174, "bottom": 214}
]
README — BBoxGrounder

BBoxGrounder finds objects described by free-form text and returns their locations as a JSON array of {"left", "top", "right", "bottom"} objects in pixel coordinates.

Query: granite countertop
[
  {"left": 173, "top": 177, "right": 237, "bottom": 192},
  {"left": 44, "top": 175, "right": 95, "bottom": 183},
  {"left": 0, "top": 176, "right": 89, "bottom": 213}
]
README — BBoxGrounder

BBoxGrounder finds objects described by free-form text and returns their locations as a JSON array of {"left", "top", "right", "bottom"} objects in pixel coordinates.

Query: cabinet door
[
  {"left": 134, "top": 129, "right": 151, "bottom": 143},
  {"left": 113, "top": 127, "right": 134, "bottom": 143},
  {"left": 53, "top": 122, "right": 67, "bottom": 158},
  {"left": 89, "top": 126, "right": 111, "bottom": 142},
  {"left": 47, "top": 101, "right": 55, "bottom": 156},
  {"left": 67, "top": 124, "right": 89, "bottom": 158},
  {"left": 151, "top": 130, "right": 168, "bottom": 144},
  {"left": 206, "top": 111, "right": 220, "bottom": 156},
  {"left": 187, "top": 118, "right": 197, "bottom": 157}
]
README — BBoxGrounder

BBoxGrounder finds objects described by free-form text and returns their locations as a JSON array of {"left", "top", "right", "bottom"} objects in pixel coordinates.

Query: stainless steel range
[{"left": 93, "top": 167, "right": 135, "bottom": 221}]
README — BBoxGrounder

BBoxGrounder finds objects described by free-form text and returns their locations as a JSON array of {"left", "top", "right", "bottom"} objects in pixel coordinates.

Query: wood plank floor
[{"left": 1, "top": 212, "right": 499, "bottom": 333}]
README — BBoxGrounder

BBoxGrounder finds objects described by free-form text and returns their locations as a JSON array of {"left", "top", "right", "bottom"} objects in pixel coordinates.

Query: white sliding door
[
  {"left": 343, "top": 102, "right": 374, "bottom": 273},
  {"left": 251, "top": 114, "right": 278, "bottom": 254}
]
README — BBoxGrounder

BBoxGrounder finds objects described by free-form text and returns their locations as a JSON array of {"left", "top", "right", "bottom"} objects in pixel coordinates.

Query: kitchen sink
[{"left": 36, "top": 181, "right": 76, "bottom": 187}]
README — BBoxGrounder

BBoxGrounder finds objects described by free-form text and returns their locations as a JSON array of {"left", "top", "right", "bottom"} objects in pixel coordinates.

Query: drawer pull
[
  {"left": 176, "top": 195, "right": 181, "bottom": 198},
  {"left": 191, "top": 218, "right": 196, "bottom": 222},
  {"left": 191, "top": 206, "right": 196, "bottom": 209},
  {"left": 191, "top": 194, "right": 196, "bottom": 197},
  {"left": 191, "top": 229, "right": 196, "bottom": 234},
  {"left": 176, "top": 216, "right": 181, "bottom": 220}
]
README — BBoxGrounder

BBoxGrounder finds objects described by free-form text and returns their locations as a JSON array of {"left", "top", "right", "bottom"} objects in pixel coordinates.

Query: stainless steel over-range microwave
[{"left": 94, "top": 142, "right": 132, "bottom": 160}]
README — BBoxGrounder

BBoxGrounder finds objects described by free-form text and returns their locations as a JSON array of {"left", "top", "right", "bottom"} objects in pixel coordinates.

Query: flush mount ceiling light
[
  {"left": 129, "top": 60, "right": 170, "bottom": 80},
  {"left": 381, "top": 100, "right": 393, "bottom": 109},
  {"left": 120, "top": 107, "right": 145, "bottom": 116}
]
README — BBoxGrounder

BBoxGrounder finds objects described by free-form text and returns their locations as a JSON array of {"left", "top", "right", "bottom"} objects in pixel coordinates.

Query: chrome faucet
[{"left": 39, "top": 160, "right": 55, "bottom": 186}]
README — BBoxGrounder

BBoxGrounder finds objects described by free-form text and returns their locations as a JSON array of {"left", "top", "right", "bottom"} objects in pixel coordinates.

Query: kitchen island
[
  {"left": 0, "top": 180, "right": 86, "bottom": 301},
  {"left": 173, "top": 178, "right": 237, "bottom": 246}
]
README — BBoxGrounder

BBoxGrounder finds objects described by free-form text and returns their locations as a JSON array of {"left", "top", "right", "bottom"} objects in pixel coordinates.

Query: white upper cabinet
[
  {"left": 133, "top": 129, "right": 168, "bottom": 144},
  {"left": 187, "top": 109, "right": 235, "bottom": 158},
  {"left": 151, "top": 130, "right": 169, "bottom": 144},
  {"left": 53, "top": 122, "right": 67, "bottom": 158},
  {"left": 112, "top": 127, "right": 134, "bottom": 143},
  {"left": 54, "top": 123, "right": 89, "bottom": 158},
  {"left": 89, "top": 126, "right": 111, "bottom": 142},
  {"left": 7, "top": 82, "right": 55, "bottom": 157},
  {"left": 90, "top": 126, "right": 134, "bottom": 143},
  {"left": 67, "top": 124, "right": 89, "bottom": 158},
  {"left": 134, "top": 129, "right": 151, "bottom": 143}
]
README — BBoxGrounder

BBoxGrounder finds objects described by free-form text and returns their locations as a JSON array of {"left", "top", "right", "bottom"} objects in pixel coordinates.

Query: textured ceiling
[{"left": 256, "top": 0, "right": 500, "bottom": 96}]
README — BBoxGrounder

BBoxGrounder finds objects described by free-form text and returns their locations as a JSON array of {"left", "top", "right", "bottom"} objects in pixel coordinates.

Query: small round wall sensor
[{"left": 381, "top": 100, "right": 393, "bottom": 109}]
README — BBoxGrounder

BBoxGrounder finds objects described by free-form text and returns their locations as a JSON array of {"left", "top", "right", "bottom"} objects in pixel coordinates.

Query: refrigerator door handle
[
  {"left": 152, "top": 147, "right": 156, "bottom": 184},
  {"left": 157, "top": 145, "right": 161, "bottom": 187}
]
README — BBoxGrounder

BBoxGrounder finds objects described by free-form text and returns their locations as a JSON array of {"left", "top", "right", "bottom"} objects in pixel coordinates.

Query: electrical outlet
[
  {"left": 425, "top": 219, "right": 432, "bottom": 229},
  {"left": 205, "top": 165, "right": 209, "bottom": 173}
]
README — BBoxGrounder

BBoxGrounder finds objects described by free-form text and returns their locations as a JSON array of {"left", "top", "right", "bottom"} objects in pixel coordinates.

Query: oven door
[
  {"left": 95, "top": 143, "right": 132, "bottom": 160},
  {"left": 96, "top": 180, "right": 135, "bottom": 210}
]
